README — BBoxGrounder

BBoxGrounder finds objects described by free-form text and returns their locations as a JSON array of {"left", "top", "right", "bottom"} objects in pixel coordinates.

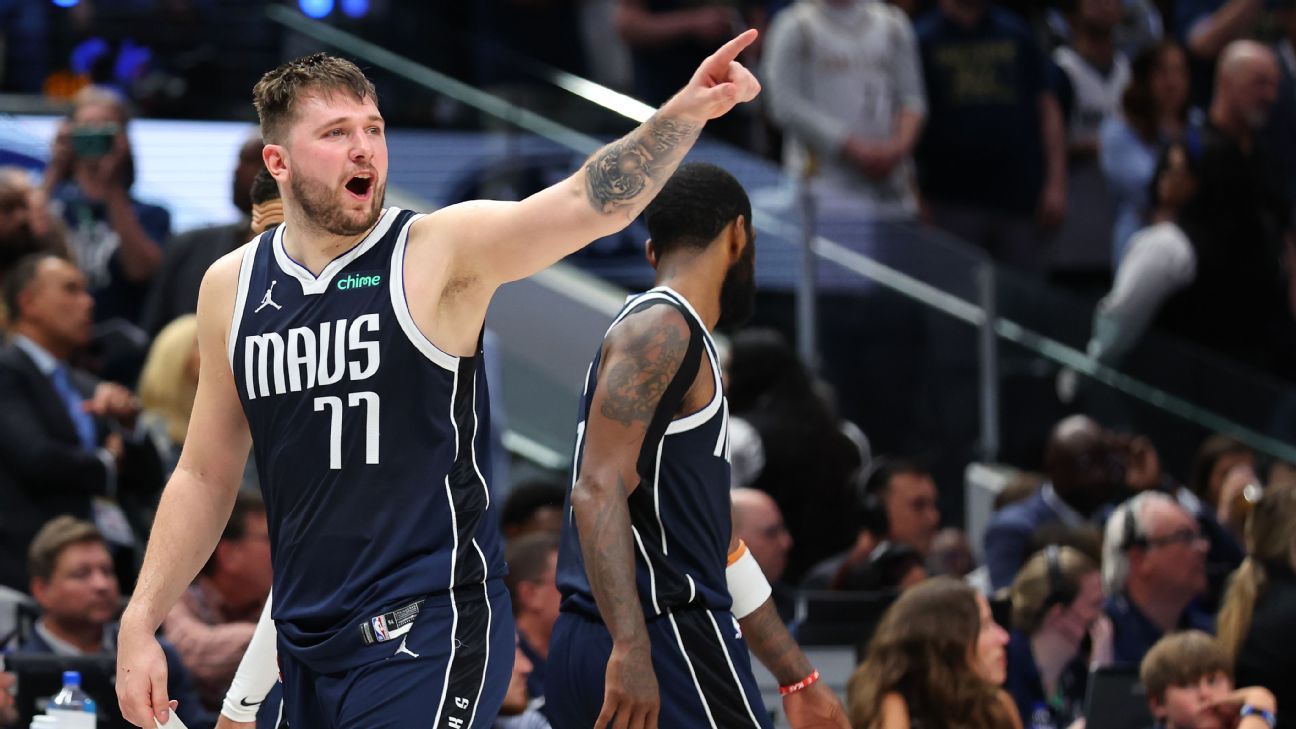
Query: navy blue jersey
[
  {"left": 228, "top": 207, "right": 505, "bottom": 673},
  {"left": 556, "top": 287, "right": 734, "bottom": 621}
]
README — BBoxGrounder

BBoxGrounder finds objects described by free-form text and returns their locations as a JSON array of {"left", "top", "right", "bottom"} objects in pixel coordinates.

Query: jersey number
[{"left": 313, "top": 392, "right": 380, "bottom": 469}]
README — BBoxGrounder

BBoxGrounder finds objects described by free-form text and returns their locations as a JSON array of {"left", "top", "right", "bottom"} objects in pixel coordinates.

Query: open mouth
[{"left": 345, "top": 174, "right": 373, "bottom": 199}]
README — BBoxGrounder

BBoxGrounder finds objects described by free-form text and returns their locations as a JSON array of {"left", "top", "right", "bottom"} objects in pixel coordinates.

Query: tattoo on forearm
[
  {"left": 741, "top": 601, "right": 813, "bottom": 684},
  {"left": 578, "top": 474, "right": 646, "bottom": 640},
  {"left": 585, "top": 114, "right": 701, "bottom": 215},
  {"left": 600, "top": 321, "right": 688, "bottom": 426}
]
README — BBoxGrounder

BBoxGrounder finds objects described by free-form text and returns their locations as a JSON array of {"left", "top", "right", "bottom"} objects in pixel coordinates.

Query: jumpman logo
[
  {"left": 254, "top": 280, "right": 282, "bottom": 313},
  {"left": 395, "top": 635, "right": 420, "bottom": 659}
]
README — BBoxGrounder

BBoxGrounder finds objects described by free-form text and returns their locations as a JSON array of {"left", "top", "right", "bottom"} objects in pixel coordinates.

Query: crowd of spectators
[{"left": 2, "top": 1, "right": 1296, "bottom": 728}]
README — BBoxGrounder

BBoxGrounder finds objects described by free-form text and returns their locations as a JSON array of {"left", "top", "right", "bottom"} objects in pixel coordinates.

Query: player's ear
[
  {"left": 728, "top": 215, "right": 747, "bottom": 263},
  {"left": 645, "top": 239, "right": 659, "bottom": 270},
  {"left": 263, "top": 143, "right": 289, "bottom": 181}
]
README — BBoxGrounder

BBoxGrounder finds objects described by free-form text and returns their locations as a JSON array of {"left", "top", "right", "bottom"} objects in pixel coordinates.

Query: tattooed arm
[
  {"left": 728, "top": 523, "right": 849, "bottom": 728},
  {"left": 571, "top": 306, "right": 695, "bottom": 729},
  {"left": 412, "top": 30, "right": 760, "bottom": 292}
]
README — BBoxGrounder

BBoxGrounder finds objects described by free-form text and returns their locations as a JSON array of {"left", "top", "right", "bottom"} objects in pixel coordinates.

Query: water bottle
[{"left": 47, "top": 671, "right": 96, "bottom": 728}]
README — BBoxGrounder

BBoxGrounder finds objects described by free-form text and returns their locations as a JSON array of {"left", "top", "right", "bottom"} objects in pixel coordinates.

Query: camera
[{"left": 69, "top": 123, "right": 120, "bottom": 159}]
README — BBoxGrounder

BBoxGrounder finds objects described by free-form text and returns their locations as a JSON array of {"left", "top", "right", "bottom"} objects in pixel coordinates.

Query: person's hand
[
  {"left": 1217, "top": 463, "right": 1261, "bottom": 536},
  {"left": 92, "top": 132, "right": 132, "bottom": 195},
  {"left": 0, "top": 671, "right": 18, "bottom": 726},
  {"left": 689, "top": 6, "right": 743, "bottom": 43},
  {"left": 667, "top": 30, "right": 761, "bottom": 124},
  {"left": 116, "top": 622, "right": 174, "bottom": 728},
  {"left": 596, "top": 639, "right": 659, "bottom": 729},
  {"left": 104, "top": 431, "right": 126, "bottom": 464},
  {"left": 214, "top": 715, "right": 257, "bottom": 729},
  {"left": 1202, "top": 686, "right": 1276, "bottom": 727},
  {"left": 1087, "top": 614, "right": 1114, "bottom": 671},
  {"left": 1124, "top": 436, "right": 1162, "bottom": 491},
  {"left": 783, "top": 681, "right": 850, "bottom": 728},
  {"left": 86, "top": 382, "right": 141, "bottom": 426},
  {"left": 843, "top": 137, "right": 903, "bottom": 181},
  {"left": 46, "top": 121, "right": 76, "bottom": 188},
  {"left": 1037, "top": 178, "right": 1066, "bottom": 231}
]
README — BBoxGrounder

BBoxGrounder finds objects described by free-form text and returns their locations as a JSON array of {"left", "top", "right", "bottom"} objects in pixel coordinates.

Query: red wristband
[{"left": 779, "top": 669, "right": 820, "bottom": 696}]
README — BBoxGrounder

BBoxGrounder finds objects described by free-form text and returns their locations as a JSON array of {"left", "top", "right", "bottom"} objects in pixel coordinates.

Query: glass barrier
[{"left": 257, "top": 7, "right": 1296, "bottom": 493}]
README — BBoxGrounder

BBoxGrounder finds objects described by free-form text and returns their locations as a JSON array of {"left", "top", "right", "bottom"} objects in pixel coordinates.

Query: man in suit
[
  {"left": 0, "top": 252, "right": 160, "bottom": 592},
  {"left": 984, "top": 415, "right": 1161, "bottom": 590}
]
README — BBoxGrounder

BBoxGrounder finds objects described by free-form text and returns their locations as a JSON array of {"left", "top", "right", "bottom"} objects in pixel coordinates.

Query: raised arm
[
  {"left": 571, "top": 305, "right": 697, "bottom": 729},
  {"left": 417, "top": 30, "right": 760, "bottom": 290},
  {"left": 117, "top": 250, "right": 254, "bottom": 728}
]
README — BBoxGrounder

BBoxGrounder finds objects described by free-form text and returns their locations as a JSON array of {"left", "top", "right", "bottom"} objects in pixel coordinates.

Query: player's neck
[
  {"left": 655, "top": 255, "right": 723, "bottom": 330},
  {"left": 280, "top": 202, "right": 376, "bottom": 276}
]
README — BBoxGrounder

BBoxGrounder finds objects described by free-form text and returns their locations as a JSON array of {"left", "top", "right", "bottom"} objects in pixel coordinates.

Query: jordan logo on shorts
[
  {"left": 255, "top": 280, "right": 282, "bottom": 313},
  {"left": 394, "top": 635, "right": 419, "bottom": 659}
]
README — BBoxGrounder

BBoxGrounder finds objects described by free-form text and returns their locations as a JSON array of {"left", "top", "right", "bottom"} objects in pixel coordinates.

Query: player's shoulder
[
  {"left": 196, "top": 235, "right": 261, "bottom": 314},
  {"left": 604, "top": 296, "right": 694, "bottom": 353}
]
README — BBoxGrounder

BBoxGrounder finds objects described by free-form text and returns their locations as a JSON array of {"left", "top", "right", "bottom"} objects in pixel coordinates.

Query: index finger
[{"left": 708, "top": 29, "right": 758, "bottom": 66}]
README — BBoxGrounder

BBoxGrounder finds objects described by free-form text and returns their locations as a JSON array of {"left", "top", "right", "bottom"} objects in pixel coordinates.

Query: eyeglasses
[{"left": 1142, "top": 528, "right": 1205, "bottom": 549}]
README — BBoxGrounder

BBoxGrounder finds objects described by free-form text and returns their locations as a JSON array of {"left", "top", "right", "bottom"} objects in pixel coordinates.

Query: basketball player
[
  {"left": 546, "top": 163, "right": 849, "bottom": 729},
  {"left": 115, "top": 34, "right": 761, "bottom": 728}
]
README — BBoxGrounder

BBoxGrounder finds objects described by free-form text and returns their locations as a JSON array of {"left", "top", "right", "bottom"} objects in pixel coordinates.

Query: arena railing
[{"left": 266, "top": 6, "right": 1296, "bottom": 475}]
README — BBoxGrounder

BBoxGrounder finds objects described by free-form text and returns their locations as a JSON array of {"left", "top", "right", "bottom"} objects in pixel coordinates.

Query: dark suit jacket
[
  {"left": 984, "top": 488, "right": 1069, "bottom": 591},
  {"left": 0, "top": 344, "right": 161, "bottom": 591}
]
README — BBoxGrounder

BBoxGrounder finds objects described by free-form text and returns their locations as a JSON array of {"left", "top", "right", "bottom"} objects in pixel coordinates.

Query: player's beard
[
  {"left": 291, "top": 172, "right": 384, "bottom": 236},
  {"left": 717, "top": 237, "right": 755, "bottom": 330}
]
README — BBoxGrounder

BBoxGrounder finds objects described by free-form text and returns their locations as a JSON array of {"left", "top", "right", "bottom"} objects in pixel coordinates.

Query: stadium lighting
[
  {"left": 341, "top": 0, "right": 369, "bottom": 18},
  {"left": 52, "top": 0, "right": 79, "bottom": 7},
  {"left": 298, "top": 0, "right": 333, "bottom": 19}
]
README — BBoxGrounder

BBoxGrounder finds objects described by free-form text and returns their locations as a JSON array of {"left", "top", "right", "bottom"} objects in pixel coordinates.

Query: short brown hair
[
  {"left": 28, "top": 516, "right": 106, "bottom": 582},
  {"left": 503, "top": 532, "right": 559, "bottom": 613},
  {"left": 252, "top": 53, "right": 378, "bottom": 144},
  {"left": 1140, "top": 631, "right": 1232, "bottom": 702},
  {"left": 1010, "top": 545, "right": 1098, "bottom": 634}
]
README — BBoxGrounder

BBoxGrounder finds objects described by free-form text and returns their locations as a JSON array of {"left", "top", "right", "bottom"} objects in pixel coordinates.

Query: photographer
[{"left": 43, "top": 86, "right": 169, "bottom": 327}]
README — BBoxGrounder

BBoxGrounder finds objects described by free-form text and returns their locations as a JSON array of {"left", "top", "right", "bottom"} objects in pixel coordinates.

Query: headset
[
  {"left": 1118, "top": 498, "right": 1146, "bottom": 552},
  {"left": 855, "top": 457, "right": 895, "bottom": 538},
  {"left": 1040, "top": 544, "right": 1079, "bottom": 614}
]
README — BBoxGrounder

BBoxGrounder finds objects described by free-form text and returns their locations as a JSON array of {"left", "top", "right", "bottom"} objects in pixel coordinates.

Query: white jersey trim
[
  {"left": 226, "top": 239, "right": 260, "bottom": 369},
  {"left": 389, "top": 214, "right": 459, "bottom": 372},
  {"left": 272, "top": 206, "right": 400, "bottom": 296}
]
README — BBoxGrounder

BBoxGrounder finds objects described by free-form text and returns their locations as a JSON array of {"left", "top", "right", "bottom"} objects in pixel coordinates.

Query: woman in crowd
[
  {"left": 1006, "top": 546, "right": 1112, "bottom": 729},
  {"left": 137, "top": 314, "right": 198, "bottom": 479},
  {"left": 1218, "top": 481, "right": 1296, "bottom": 725},
  {"left": 846, "top": 577, "right": 1020, "bottom": 729},
  {"left": 1099, "top": 40, "right": 1194, "bottom": 265},
  {"left": 1189, "top": 435, "right": 1260, "bottom": 540}
]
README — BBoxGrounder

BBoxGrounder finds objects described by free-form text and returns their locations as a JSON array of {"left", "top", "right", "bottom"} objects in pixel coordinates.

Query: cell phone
[{"left": 70, "top": 123, "right": 119, "bottom": 158}]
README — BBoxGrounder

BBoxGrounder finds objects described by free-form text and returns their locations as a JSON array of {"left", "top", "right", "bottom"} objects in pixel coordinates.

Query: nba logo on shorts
[{"left": 371, "top": 615, "right": 389, "bottom": 642}]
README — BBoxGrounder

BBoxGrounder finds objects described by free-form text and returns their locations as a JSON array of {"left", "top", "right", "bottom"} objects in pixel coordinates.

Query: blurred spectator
[
  {"left": 163, "top": 492, "right": 271, "bottom": 713},
  {"left": 1262, "top": 7, "right": 1296, "bottom": 207},
  {"left": 504, "top": 532, "right": 560, "bottom": 705},
  {"left": 915, "top": 0, "right": 1068, "bottom": 271},
  {"left": 1140, "top": 630, "right": 1277, "bottom": 729},
  {"left": 1152, "top": 41, "right": 1289, "bottom": 375},
  {"left": 247, "top": 169, "right": 283, "bottom": 236},
  {"left": 495, "top": 640, "right": 551, "bottom": 729},
  {"left": 1100, "top": 41, "right": 1195, "bottom": 264},
  {"left": 1176, "top": 0, "right": 1270, "bottom": 105},
  {"left": 500, "top": 480, "right": 566, "bottom": 539},
  {"left": 0, "top": 671, "right": 14, "bottom": 726},
  {"left": 726, "top": 328, "right": 864, "bottom": 582},
  {"left": 846, "top": 577, "right": 1017, "bottom": 728},
  {"left": 1217, "top": 481, "right": 1296, "bottom": 723},
  {"left": 731, "top": 488, "right": 795, "bottom": 619},
  {"left": 803, "top": 458, "right": 939, "bottom": 590},
  {"left": 763, "top": 0, "right": 926, "bottom": 219},
  {"left": 0, "top": 253, "right": 161, "bottom": 592},
  {"left": 1188, "top": 435, "right": 1258, "bottom": 537},
  {"left": 141, "top": 134, "right": 262, "bottom": 336},
  {"left": 1115, "top": 0, "right": 1166, "bottom": 57},
  {"left": 0, "top": 168, "right": 68, "bottom": 282},
  {"left": 21, "top": 516, "right": 213, "bottom": 728},
  {"left": 1102, "top": 491, "right": 1212, "bottom": 666},
  {"left": 43, "top": 86, "right": 170, "bottom": 327},
  {"left": 984, "top": 415, "right": 1156, "bottom": 591},
  {"left": 137, "top": 314, "right": 198, "bottom": 480},
  {"left": 1050, "top": 0, "right": 1129, "bottom": 287},
  {"left": 928, "top": 527, "right": 976, "bottom": 579},
  {"left": 1088, "top": 139, "right": 1202, "bottom": 366},
  {"left": 831, "top": 541, "right": 929, "bottom": 593},
  {"left": 615, "top": 0, "right": 761, "bottom": 145},
  {"left": 1006, "top": 546, "right": 1112, "bottom": 728}
]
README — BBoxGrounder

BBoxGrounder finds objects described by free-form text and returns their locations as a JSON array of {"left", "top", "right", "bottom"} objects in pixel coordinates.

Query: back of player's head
[
  {"left": 644, "top": 162, "right": 751, "bottom": 258},
  {"left": 250, "top": 168, "right": 280, "bottom": 206},
  {"left": 253, "top": 53, "right": 378, "bottom": 145}
]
